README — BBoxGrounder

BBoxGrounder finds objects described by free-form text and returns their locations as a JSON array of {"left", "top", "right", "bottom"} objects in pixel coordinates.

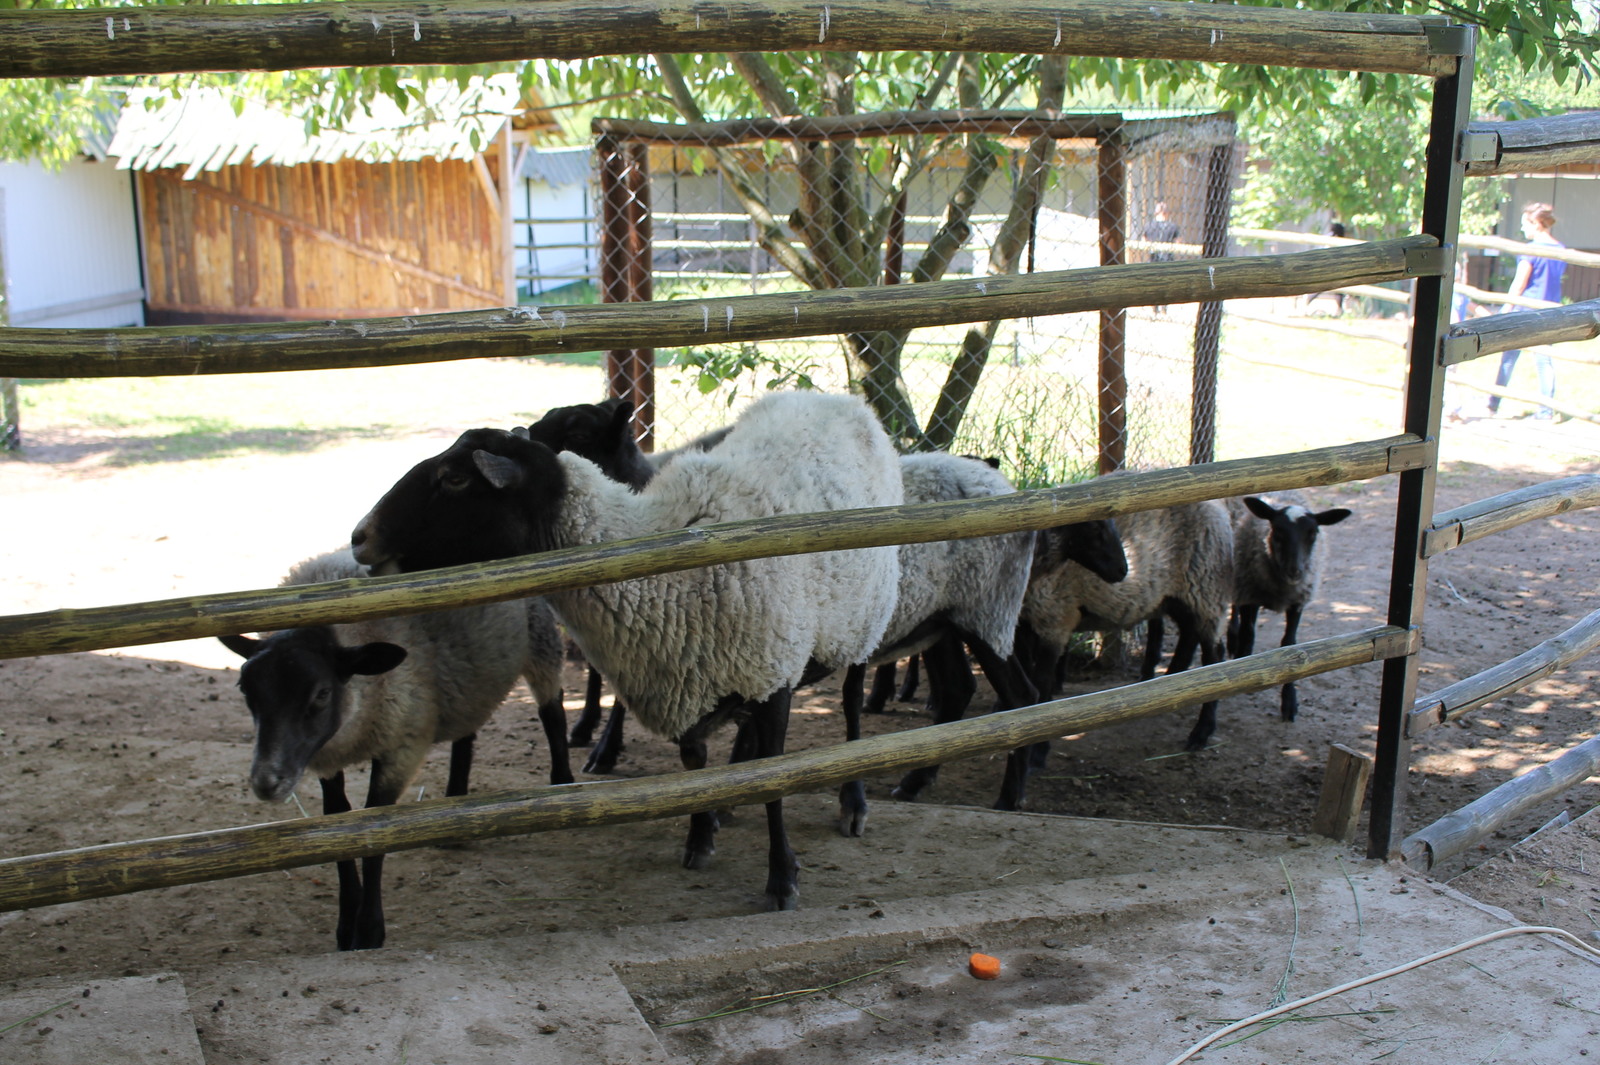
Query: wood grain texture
[
  {"left": 0, "top": 1, "right": 1454, "bottom": 80},
  {"left": 0, "top": 435, "right": 1411, "bottom": 660},
  {"left": 0, "top": 626, "right": 1403, "bottom": 912},
  {"left": 0, "top": 236, "right": 1439, "bottom": 378}
]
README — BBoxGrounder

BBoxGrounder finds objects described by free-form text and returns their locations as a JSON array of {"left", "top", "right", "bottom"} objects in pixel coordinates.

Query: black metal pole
[{"left": 1368, "top": 26, "right": 1474, "bottom": 860}]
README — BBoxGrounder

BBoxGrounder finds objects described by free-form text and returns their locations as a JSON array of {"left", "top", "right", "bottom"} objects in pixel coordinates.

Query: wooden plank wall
[{"left": 138, "top": 157, "right": 504, "bottom": 323}]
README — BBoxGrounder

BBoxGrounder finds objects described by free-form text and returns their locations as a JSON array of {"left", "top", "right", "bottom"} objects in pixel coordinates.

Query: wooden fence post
[{"left": 1313, "top": 743, "right": 1374, "bottom": 842}]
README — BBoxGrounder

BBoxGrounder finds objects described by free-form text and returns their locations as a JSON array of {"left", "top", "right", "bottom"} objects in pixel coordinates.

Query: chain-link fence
[{"left": 517, "top": 109, "right": 1241, "bottom": 487}]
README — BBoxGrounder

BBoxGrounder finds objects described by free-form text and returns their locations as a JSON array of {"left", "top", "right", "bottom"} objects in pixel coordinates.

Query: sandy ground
[{"left": 1, "top": 388, "right": 1598, "bottom": 1005}]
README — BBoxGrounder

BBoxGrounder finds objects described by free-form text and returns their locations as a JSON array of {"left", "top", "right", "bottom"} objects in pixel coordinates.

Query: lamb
[
  {"left": 219, "top": 546, "right": 569, "bottom": 951},
  {"left": 1225, "top": 491, "right": 1351, "bottom": 722},
  {"left": 350, "top": 390, "right": 903, "bottom": 911},
  {"left": 840, "top": 451, "right": 1127, "bottom": 817},
  {"left": 1020, "top": 497, "right": 1234, "bottom": 752},
  {"left": 525, "top": 397, "right": 733, "bottom": 772}
]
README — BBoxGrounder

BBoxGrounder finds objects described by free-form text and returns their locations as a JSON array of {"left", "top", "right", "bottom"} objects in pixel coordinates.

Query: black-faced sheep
[
  {"left": 350, "top": 390, "right": 903, "bottom": 911},
  {"left": 841, "top": 451, "right": 1127, "bottom": 817},
  {"left": 1225, "top": 492, "right": 1352, "bottom": 722},
  {"left": 219, "top": 547, "right": 569, "bottom": 950},
  {"left": 1021, "top": 498, "right": 1234, "bottom": 752},
  {"left": 525, "top": 397, "right": 733, "bottom": 772}
]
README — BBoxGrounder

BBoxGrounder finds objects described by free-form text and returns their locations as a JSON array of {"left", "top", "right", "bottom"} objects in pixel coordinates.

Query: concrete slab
[{"left": 0, "top": 973, "right": 205, "bottom": 1064}]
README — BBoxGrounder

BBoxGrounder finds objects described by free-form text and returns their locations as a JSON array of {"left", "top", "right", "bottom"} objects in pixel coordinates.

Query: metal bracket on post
[
  {"left": 1440, "top": 330, "right": 1481, "bottom": 367},
  {"left": 1372, "top": 627, "right": 1422, "bottom": 662},
  {"left": 1425, "top": 24, "right": 1473, "bottom": 56},
  {"left": 1421, "top": 521, "right": 1463, "bottom": 559},
  {"left": 1386, "top": 438, "right": 1435, "bottom": 473},
  {"left": 1405, "top": 246, "right": 1450, "bottom": 277},
  {"left": 1458, "top": 129, "right": 1500, "bottom": 166}
]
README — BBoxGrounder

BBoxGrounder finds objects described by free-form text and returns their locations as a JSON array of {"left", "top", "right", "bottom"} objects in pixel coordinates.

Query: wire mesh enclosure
[{"left": 518, "top": 108, "right": 1241, "bottom": 486}]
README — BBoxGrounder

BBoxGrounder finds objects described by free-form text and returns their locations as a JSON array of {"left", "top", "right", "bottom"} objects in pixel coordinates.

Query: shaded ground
[{"left": 1, "top": 404, "right": 1597, "bottom": 1002}]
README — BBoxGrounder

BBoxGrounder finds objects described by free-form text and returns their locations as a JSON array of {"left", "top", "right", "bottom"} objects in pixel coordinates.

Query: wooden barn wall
[{"left": 137, "top": 157, "right": 503, "bottom": 323}]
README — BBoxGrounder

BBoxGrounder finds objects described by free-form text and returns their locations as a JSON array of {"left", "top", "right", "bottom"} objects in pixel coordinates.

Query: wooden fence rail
[
  {"left": 1408, "top": 609, "right": 1600, "bottom": 738},
  {"left": 1442, "top": 299, "right": 1600, "bottom": 367},
  {"left": 0, "top": 435, "right": 1418, "bottom": 660},
  {"left": 1462, "top": 111, "right": 1600, "bottom": 177},
  {"left": 1401, "top": 733, "right": 1600, "bottom": 869},
  {"left": 0, "top": 238, "right": 1439, "bottom": 379},
  {"left": 1422, "top": 473, "right": 1600, "bottom": 558},
  {"left": 0, "top": 1, "right": 1457, "bottom": 81},
  {"left": 0, "top": 626, "right": 1410, "bottom": 913}
]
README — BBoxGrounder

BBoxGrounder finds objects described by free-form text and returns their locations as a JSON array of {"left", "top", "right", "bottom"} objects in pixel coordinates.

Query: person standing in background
[
  {"left": 1488, "top": 202, "right": 1565, "bottom": 419},
  {"left": 1144, "top": 201, "right": 1180, "bottom": 315}
]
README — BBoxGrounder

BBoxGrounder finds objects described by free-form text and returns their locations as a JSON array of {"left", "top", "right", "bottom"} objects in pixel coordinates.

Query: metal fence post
[{"left": 1367, "top": 27, "right": 1475, "bottom": 860}]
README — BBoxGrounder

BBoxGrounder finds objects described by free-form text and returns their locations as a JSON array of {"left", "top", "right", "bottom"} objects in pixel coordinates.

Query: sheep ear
[
  {"left": 218, "top": 633, "right": 260, "bottom": 659},
  {"left": 605, "top": 399, "right": 636, "bottom": 443},
  {"left": 1243, "top": 496, "right": 1278, "bottom": 520},
  {"left": 472, "top": 449, "right": 525, "bottom": 490},
  {"left": 510, "top": 425, "right": 531, "bottom": 440},
  {"left": 339, "top": 642, "right": 408, "bottom": 678},
  {"left": 1315, "top": 507, "right": 1353, "bottom": 527}
]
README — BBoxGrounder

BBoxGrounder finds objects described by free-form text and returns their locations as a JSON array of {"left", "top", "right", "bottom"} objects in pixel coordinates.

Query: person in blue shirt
[{"left": 1488, "top": 202, "right": 1565, "bottom": 419}]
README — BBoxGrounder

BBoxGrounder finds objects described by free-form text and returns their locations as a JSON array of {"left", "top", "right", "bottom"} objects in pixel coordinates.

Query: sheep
[
  {"left": 350, "top": 390, "right": 903, "bottom": 911},
  {"left": 839, "top": 451, "right": 1127, "bottom": 817},
  {"left": 525, "top": 397, "right": 732, "bottom": 772},
  {"left": 218, "top": 546, "right": 569, "bottom": 951},
  {"left": 1225, "top": 491, "right": 1352, "bottom": 722},
  {"left": 1020, "top": 497, "right": 1234, "bottom": 752}
]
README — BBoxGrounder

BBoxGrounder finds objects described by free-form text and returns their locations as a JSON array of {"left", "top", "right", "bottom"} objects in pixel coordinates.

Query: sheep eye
[
  {"left": 309, "top": 686, "right": 333, "bottom": 709},
  {"left": 439, "top": 471, "right": 474, "bottom": 493}
]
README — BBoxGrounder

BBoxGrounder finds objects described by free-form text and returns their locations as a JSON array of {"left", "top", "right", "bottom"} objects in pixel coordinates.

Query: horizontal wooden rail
[
  {"left": 1409, "top": 609, "right": 1600, "bottom": 737},
  {"left": 1441, "top": 299, "right": 1600, "bottom": 367},
  {"left": 0, "top": 435, "right": 1419, "bottom": 660},
  {"left": 1462, "top": 111, "right": 1600, "bottom": 177},
  {"left": 1401, "top": 733, "right": 1600, "bottom": 869},
  {"left": 1459, "top": 235, "right": 1600, "bottom": 270},
  {"left": 0, "top": 1, "right": 1458, "bottom": 81},
  {"left": 0, "top": 237, "right": 1440, "bottom": 379},
  {"left": 0, "top": 626, "right": 1409, "bottom": 913},
  {"left": 1422, "top": 474, "right": 1600, "bottom": 558},
  {"left": 593, "top": 110, "right": 1126, "bottom": 144}
]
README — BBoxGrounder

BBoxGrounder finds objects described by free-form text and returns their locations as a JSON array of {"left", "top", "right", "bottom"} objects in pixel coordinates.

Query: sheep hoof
[
  {"left": 837, "top": 810, "right": 867, "bottom": 838},
  {"left": 683, "top": 848, "right": 715, "bottom": 871},
  {"left": 889, "top": 784, "right": 920, "bottom": 802},
  {"left": 582, "top": 749, "right": 618, "bottom": 775},
  {"left": 766, "top": 889, "right": 800, "bottom": 912}
]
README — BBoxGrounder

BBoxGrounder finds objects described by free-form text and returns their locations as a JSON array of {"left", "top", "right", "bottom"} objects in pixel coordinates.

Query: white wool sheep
[
  {"left": 1022, "top": 498, "right": 1234, "bottom": 751},
  {"left": 220, "top": 546, "right": 569, "bottom": 951},
  {"left": 1227, "top": 491, "right": 1352, "bottom": 722},
  {"left": 350, "top": 389, "right": 904, "bottom": 910}
]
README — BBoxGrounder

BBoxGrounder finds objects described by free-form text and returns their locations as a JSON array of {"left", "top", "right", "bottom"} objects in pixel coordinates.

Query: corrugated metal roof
[
  {"left": 109, "top": 75, "right": 526, "bottom": 175},
  {"left": 518, "top": 146, "right": 590, "bottom": 187}
]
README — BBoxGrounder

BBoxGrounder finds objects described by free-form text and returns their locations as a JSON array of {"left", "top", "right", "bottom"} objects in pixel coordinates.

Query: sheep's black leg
[
  {"left": 838, "top": 663, "right": 868, "bottom": 837},
  {"left": 969, "top": 640, "right": 1043, "bottom": 812},
  {"left": 536, "top": 697, "right": 575, "bottom": 785},
  {"left": 1166, "top": 616, "right": 1199, "bottom": 675},
  {"left": 349, "top": 760, "right": 406, "bottom": 951},
  {"left": 1278, "top": 603, "right": 1304, "bottom": 721},
  {"left": 567, "top": 667, "right": 606, "bottom": 746},
  {"left": 445, "top": 734, "right": 474, "bottom": 797},
  {"left": 749, "top": 688, "right": 799, "bottom": 911},
  {"left": 1141, "top": 615, "right": 1167, "bottom": 679},
  {"left": 1184, "top": 634, "right": 1226, "bottom": 752},
  {"left": 678, "top": 737, "right": 718, "bottom": 870},
  {"left": 864, "top": 660, "right": 896, "bottom": 714},
  {"left": 892, "top": 632, "right": 975, "bottom": 803},
  {"left": 1232, "top": 604, "right": 1260, "bottom": 658},
  {"left": 583, "top": 702, "right": 627, "bottom": 775},
  {"left": 320, "top": 772, "right": 362, "bottom": 952},
  {"left": 898, "top": 655, "right": 922, "bottom": 703}
]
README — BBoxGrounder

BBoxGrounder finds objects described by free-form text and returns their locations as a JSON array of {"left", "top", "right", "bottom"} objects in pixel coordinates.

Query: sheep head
[
  {"left": 526, "top": 397, "right": 653, "bottom": 490},
  {"left": 219, "top": 629, "right": 406, "bottom": 802},
  {"left": 1243, "top": 495, "right": 1352, "bottom": 584},
  {"left": 351, "top": 427, "right": 567, "bottom": 575}
]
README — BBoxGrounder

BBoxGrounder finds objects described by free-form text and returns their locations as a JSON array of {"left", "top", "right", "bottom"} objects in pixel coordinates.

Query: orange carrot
[{"left": 968, "top": 952, "right": 1001, "bottom": 980}]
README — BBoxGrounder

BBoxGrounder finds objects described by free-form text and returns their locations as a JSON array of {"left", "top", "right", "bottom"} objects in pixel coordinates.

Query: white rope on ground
[{"left": 1162, "top": 925, "right": 1600, "bottom": 1065}]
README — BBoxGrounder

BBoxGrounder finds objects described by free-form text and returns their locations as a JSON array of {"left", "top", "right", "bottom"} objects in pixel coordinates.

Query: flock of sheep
[{"left": 221, "top": 389, "right": 1350, "bottom": 951}]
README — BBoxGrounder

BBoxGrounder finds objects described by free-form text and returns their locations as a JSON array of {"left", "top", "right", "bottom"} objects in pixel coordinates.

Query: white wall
[
  {"left": 517, "top": 178, "right": 595, "bottom": 299},
  {"left": 0, "top": 156, "right": 144, "bottom": 327}
]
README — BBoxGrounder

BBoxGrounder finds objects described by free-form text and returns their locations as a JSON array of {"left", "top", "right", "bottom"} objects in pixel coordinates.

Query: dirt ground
[{"left": 1, "top": 402, "right": 1598, "bottom": 994}]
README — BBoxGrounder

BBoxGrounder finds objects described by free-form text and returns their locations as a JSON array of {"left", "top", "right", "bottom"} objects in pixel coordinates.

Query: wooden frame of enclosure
[
  {"left": 588, "top": 109, "right": 1237, "bottom": 468},
  {"left": 1, "top": 0, "right": 1597, "bottom": 912}
]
